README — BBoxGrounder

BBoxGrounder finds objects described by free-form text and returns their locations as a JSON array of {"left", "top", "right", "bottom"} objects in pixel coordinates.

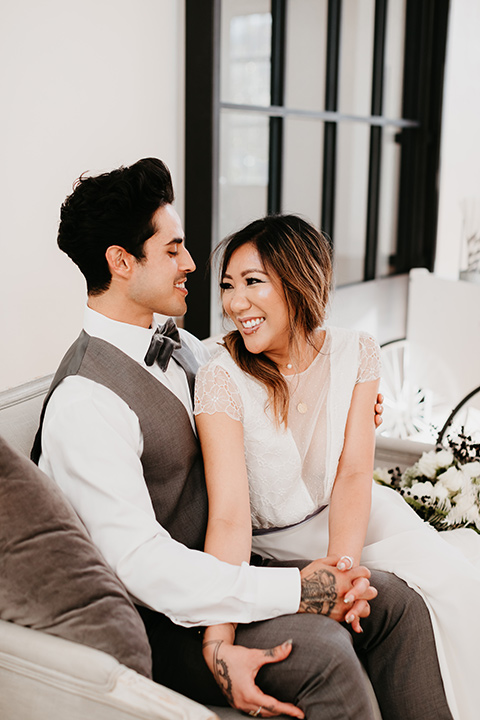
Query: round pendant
[{"left": 297, "top": 401, "right": 308, "bottom": 414}]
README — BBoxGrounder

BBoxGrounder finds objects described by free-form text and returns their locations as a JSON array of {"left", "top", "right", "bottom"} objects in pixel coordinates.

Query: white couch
[
  {"left": 0, "top": 375, "right": 220, "bottom": 720},
  {"left": 0, "top": 618, "right": 216, "bottom": 720},
  {"left": 0, "top": 371, "right": 425, "bottom": 720}
]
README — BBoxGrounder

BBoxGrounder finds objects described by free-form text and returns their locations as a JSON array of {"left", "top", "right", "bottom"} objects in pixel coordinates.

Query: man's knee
[
  {"left": 239, "top": 615, "right": 373, "bottom": 717},
  {"left": 238, "top": 613, "right": 361, "bottom": 684},
  {"left": 285, "top": 614, "right": 357, "bottom": 674}
]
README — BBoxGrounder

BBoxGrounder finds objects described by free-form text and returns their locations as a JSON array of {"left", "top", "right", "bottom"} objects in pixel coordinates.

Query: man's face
[{"left": 128, "top": 204, "right": 195, "bottom": 326}]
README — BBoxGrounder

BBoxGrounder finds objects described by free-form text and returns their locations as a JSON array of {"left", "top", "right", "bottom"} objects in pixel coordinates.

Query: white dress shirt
[{"left": 39, "top": 307, "right": 301, "bottom": 627}]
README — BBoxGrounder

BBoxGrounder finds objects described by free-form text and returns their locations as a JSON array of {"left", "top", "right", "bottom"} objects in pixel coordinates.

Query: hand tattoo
[
  {"left": 299, "top": 568, "right": 337, "bottom": 615},
  {"left": 203, "top": 640, "right": 234, "bottom": 705}
]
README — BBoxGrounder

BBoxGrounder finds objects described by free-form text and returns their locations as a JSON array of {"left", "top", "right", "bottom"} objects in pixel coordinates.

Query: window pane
[
  {"left": 376, "top": 126, "right": 401, "bottom": 277},
  {"left": 284, "top": 0, "right": 328, "bottom": 112},
  {"left": 218, "top": 111, "right": 269, "bottom": 242},
  {"left": 282, "top": 117, "right": 323, "bottom": 225},
  {"left": 383, "top": 0, "right": 406, "bottom": 119},
  {"left": 333, "top": 123, "right": 370, "bottom": 285},
  {"left": 338, "top": 0, "right": 375, "bottom": 116},
  {"left": 220, "top": 0, "right": 271, "bottom": 105}
]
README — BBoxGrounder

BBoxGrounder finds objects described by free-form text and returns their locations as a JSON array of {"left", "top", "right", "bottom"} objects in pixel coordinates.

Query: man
[{"left": 33, "top": 158, "right": 452, "bottom": 720}]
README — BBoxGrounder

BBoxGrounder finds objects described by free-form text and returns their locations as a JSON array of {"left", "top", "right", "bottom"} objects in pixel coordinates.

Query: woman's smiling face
[{"left": 221, "top": 242, "right": 291, "bottom": 364}]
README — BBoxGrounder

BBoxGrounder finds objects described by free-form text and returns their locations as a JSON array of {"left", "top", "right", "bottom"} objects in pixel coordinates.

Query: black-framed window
[{"left": 184, "top": 0, "right": 450, "bottom": 339}]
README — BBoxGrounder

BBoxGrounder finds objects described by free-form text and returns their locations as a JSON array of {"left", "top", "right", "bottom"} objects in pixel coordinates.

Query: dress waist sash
[{"left": 252, "top": 504, "right": 328, "bottom": 536}]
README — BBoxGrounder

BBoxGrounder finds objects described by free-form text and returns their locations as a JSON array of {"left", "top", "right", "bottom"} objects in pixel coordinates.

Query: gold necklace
[
  {"left": 283, "top": 363, "right": 308, "bottom": 413},
  {"left": 287, "top": 334, "right": 324, "bottom": 413}
]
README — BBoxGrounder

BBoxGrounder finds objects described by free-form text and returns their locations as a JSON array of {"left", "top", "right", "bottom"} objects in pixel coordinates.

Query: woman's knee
[{"left": 369, "top": 570, "right": 428, "bottom": 622}]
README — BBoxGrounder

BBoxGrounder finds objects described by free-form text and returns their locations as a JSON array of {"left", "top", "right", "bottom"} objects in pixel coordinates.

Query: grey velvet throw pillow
[{"left": 0, "top": 436, "right": 152, "bottom": 678}]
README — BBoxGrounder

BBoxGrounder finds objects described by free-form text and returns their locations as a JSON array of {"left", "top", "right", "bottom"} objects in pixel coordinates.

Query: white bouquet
[{"left": 374, "top": 433, "right": 480, "bottom": 533}]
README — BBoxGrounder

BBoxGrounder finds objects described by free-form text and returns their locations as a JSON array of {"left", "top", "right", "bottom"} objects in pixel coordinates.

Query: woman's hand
[
  {"left": 374, "top": 393, "right": 384, "bottom": 428},
  {"left": 202, "top": 637, "right": 304, "bottom": 718},
  {"left": 320, "top": 553, "right": 355, "bottom": 571},
  {"left": 299, "top": 557, "right": 377, "bottom": 634},
  {"left": 319, "top": 555, "right": 373, "bottom": 634}
]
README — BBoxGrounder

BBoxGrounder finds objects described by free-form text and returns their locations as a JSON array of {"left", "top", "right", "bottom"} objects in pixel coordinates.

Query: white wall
[
  {"left": 0, "top": 0, "right": 185, "bottom": 391},
  {"left": 435, "top": 0, "right": 480, "bottom": 279},
  {"left": 2, "top": 0, "right": 479, "bottom": 391}
]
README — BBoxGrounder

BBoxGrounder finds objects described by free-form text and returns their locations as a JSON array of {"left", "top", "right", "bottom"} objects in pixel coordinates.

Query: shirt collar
[{"left": 83, "top": 306, "right": 172, "bottom": 368}]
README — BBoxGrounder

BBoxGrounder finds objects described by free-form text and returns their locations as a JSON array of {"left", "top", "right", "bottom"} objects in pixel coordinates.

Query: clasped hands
[
  {"left": 203, "top": 557, "right": 377, "bottom": 717},
  {"left": 299, "top": 555, "right": 377, "bottom": 634}
]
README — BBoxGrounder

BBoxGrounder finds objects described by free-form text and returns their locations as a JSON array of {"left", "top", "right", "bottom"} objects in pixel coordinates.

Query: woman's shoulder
[
  {"left": 324, "top": 325, "right": 360, "bottom": 352},
  {"left": 325, "top": 326, "right": 378, "bottom": 348},
  {"left": 197, "top": 346, "right": 236, "bottom": 377},
  {"left": 197, "top": 345, "right": 267, "bottom": 408},
  {"left": 194, "top": 346, "right": 245, "bottom": 420},
  {"left": 198, "top": 344, "right": 234, "bottom": 373},
  {"left": 356, "top": 333, "right": 381, "bottom": 382},
  {"left": 357, "top": 331, "right": 381, "bottom": 360},
  {"left": 324, "top": 328, "right": 380, "bottom": 380}
]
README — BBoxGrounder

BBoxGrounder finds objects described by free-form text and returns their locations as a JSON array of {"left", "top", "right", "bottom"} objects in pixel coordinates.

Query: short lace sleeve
[
  {"left": 194, "top": 361, "right": 244, "bottom": 422},
  {"left": 356, "top": 332, "right": 381, "bottom": 383}
]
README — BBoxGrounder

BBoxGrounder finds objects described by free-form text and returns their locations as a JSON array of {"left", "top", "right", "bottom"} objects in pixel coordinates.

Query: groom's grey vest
[{"left": 31, "top": 331, "right": 208, "bottom": 551}]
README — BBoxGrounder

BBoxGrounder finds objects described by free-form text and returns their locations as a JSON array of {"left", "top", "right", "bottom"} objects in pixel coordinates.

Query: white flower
[
  {"left": 402, "top": 466, "right": 420, "bottom": 485},
  {"left": 461, "top": 461, "right": 480, "bottom": 480},
  {"left": 437, "top": 466, "right": 464, "bottom": 493},
  {"left": 374, "top": 435, "right": 480, "bottom": 532},
  {"left": 433, "top": 483, "right": 451, "bottom": 504},
  {"left": 466, "top": 505, "right": 480, "bottom": 526},
  {"left": 415, "top": 451, "right": 441, "bottom": 479},
  {"left": 453, "top": 490, "right": 476, "bottom": 512},
  {"left": 447, "top": 492, "right": 478, "bottom": 525},
  {"left": 410, "top": 481, "right": 436, "bottom": 499},
  {"left": 373, "top": 467, "right": 392, "bottom": 484},
  {"left": 434, "top": 449, "right": 455, "bottom": 468}
]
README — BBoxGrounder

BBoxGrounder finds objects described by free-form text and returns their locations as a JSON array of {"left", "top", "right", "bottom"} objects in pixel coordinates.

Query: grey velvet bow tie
[{"left": 144, "top": 318, "right": 182, "bottom": 372}]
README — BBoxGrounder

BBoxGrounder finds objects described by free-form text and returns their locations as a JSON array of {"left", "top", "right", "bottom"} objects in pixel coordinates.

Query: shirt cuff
[{"left": 247, "top": 564, "right": 302, "bottom": 622}]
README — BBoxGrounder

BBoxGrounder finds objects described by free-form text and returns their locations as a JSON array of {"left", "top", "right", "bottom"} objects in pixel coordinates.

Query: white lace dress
[{"left": 195, "top": 326, "right": 480, "bottom": 720}]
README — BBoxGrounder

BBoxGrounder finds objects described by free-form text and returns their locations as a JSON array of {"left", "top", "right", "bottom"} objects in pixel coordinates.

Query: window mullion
[
  {"left": 268, "top": 0, "right": 287, "bottom": 214},
  {"left": 321, "top": 0, "right": 342, "bottom": 242},
  {"left": 184, "top": 0, "right": 219, "bottom": 339},
  {"left": 364, "top": 0, "right": 388, "bottom": 281}
]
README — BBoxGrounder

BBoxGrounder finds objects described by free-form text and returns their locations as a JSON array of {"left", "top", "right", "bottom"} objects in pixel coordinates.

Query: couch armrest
[
  {"left": 0, "top": 376, "right": 52, "bottom": 457},
  {"left": 0, "top": 620, "right": 217, "bottom": 720}
]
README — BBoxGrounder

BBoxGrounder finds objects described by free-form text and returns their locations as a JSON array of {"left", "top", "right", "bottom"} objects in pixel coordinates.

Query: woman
[{"left": 194, "top": 215, "right": 480, "bottom": 720}]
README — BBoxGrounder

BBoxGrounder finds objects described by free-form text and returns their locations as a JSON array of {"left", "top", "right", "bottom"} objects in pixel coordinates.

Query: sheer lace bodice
[{"left": 194, "top": 327, "right": 381, "bottom": 530}]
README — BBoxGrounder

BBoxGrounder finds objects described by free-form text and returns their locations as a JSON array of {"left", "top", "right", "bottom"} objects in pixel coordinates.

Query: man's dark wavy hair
[{"left": 57, "top": 157, "right": 174, "bottom": 294}]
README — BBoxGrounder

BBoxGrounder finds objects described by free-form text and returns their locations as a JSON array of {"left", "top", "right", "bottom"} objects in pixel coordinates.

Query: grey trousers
[{"left": 138, "top": 570, "right": 452, "bottom": 720}]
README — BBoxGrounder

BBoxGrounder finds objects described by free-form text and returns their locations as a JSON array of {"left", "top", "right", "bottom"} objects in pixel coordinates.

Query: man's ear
[{"left": 105, "top": 245, "right": 135, "bottom": 279}]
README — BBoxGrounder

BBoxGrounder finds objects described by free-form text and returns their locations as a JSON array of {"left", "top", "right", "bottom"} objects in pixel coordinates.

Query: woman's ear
[{"left": 105, "top": 245, "right": 135, "bottom": 280}]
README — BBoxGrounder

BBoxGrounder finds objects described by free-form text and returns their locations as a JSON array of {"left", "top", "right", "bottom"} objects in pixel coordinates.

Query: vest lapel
[{"left": 171, "top": 343, "right": 200, "bottom": 400}]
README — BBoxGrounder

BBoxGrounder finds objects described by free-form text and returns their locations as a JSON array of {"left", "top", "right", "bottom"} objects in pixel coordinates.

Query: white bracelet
[{"left": 338, "top": 555, "right": 354, "bottom": 570}]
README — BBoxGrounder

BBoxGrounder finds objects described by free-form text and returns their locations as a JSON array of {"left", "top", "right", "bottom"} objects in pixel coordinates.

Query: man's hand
[
  {"left": 298, "top": 558, "right": 377, "bottom": 632},
  {"left": 202, "top": 638, "right": 304, "bottom": 718},
  {"left": 374, "top": 393, "right": 384, "bottom": 428}
]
